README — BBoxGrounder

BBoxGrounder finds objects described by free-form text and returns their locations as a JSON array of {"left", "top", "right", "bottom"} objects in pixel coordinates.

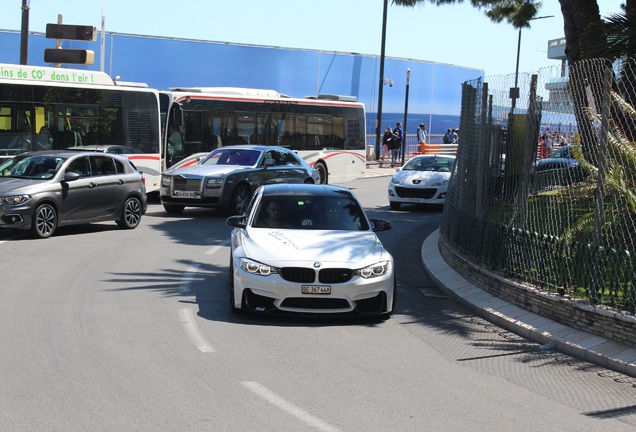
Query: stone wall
[{"left": 439, "top": 237, "right": 636, "bottom": 347}]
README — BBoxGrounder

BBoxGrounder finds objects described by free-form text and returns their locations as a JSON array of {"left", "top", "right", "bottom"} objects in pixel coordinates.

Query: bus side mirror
[{"left": 172, "top": 104, "right": 184, "bottom": 126}]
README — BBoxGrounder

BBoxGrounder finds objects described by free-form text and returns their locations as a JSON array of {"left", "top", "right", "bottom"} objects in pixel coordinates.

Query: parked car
[
  {"left": 388, "top": 155, "right": 455, "bottom": 209},
  {"left": 0, "top": 150, "right": 147, "bottom": 238},
  {"left": 160, "top": 145, "right": 320, "bottom": 215},
  {"left": 534, "top": 145, "right": 587, "bottom": 190},
  {"left": 226, "top": 183, "right": 395, "bottom": 318}
]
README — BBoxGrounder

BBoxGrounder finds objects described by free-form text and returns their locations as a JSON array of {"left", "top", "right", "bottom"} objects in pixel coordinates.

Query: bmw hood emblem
[{"left": 313, "top": 262, "right": 321, "bottom": 268}]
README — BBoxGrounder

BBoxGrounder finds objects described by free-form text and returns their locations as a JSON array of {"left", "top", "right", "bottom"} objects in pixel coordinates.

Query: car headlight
[
  {"left": 206, "top": 177, "right": 224, "bottom": 188},
  {"left": 355, "top": 261, "right": 390, "bottom": 279},
  {"left": 431, "top": 179, "right": 449, "bottom": 187},
  {"left": 390, "top": 177, "right": 401, "bottom": 185},
  {"left": 0, "top": 194, "right": 31, "bottom": 205},
  {"left": 161, "top": 176, "right": 171, "bottom": 187},
  {"left": 240, "top": 258, "right": 279, "bottom": 276}
]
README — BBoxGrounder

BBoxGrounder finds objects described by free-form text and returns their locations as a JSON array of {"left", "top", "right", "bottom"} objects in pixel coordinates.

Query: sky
[{"left": 0, "top": 0, "right": 621, "bottom": 78}]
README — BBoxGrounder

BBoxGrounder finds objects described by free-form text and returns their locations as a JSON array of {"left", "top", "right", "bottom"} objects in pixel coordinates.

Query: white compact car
[
  {"left": 388, "top": 155, "right": 455, "bottom": 209},
  {"left": 226, "top": 183, "right": 395, "bottom": 318}
]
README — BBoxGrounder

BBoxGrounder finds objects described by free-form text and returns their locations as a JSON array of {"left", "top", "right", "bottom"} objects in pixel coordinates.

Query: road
[{"left": 1, "top": 175, "right": 635, "bottom": 431}]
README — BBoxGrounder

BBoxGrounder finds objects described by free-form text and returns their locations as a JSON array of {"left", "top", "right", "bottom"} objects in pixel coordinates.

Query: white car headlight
[
  {"left": 206, "top": 178, "right": 224, "bottom": 188},
  {"left": 240, "top": 258, "right": 279, "bottom": 276},
  {"left": 431, "top": 179, "right": 449, "bottom": 187},
  {"left": 355, "top": 261, "right": 390, "bottom": 279},
  {"left": 390, "top": 177, "right": 401, "bottom": 185},
  {"left": 161, "top": 176, "right": 172, "bottom": 187},
  {"left": 0, "top": 194, "right": 31, "bottom": 205}
]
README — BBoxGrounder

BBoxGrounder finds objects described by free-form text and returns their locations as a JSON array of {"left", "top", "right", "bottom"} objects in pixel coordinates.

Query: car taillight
[{"left": 141, "top": 176, "right": 146, "bottom": 186}]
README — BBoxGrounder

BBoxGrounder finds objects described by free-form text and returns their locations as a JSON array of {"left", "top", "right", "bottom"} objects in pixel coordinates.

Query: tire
[
  {"left": 315, "top": 161, "right": 328, "bottom": 185},
  {"left": 389, "top": 201, "right": 401, "bottom": 210},
  {"left": 31, "top": 203, "right": 57, "bottom": 239},
  {"left": 117, "top": 196, "right": 143, "bottom": 229},
  {"left": 163, "top": 204, "right": 185, "bottom": 214},
  {"left": 230, "top": 184, "right": 250, "bottom": 215}
]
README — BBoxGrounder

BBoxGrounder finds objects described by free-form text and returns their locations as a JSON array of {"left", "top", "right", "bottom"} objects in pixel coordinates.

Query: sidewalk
[{"left": 421, "top": 229, "right": 636, "bottom": 378}]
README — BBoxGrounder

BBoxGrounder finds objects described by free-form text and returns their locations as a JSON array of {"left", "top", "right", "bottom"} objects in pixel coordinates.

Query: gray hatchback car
[{"left": 0, "top": 150, "right": 147, "bottom": 238}]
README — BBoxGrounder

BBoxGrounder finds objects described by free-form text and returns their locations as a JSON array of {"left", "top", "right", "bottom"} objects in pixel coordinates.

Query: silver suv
[{"left": 0, "top": 150, "right": 147, "bottom": 238}]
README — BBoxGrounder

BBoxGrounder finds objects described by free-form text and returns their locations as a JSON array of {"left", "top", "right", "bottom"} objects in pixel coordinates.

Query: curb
[{"left": 421, "top": 229, "right": 636, "bottom": 378}]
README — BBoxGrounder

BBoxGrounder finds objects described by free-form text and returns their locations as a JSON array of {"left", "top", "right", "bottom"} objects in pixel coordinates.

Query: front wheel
[
  {"left": 31, "top": 203, "right": 57, "bottom": 239},
  {"left": 315, "top": 162, "right": 328, "bottom": 184},
  {"left": 230, "top": 184, "right": 250, "bottom": 215},
  {"left": 117, "top": 196, "right": 143, "bottom": 229}
]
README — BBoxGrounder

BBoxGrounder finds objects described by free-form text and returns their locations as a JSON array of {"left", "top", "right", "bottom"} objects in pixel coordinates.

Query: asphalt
[{"left": 364, "top": 162, "right": 636, "bottom": 378}]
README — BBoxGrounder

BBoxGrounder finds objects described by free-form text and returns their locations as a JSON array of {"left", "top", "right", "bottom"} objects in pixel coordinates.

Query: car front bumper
[{"left": 231, "top": 258, "right": 395, "bottom": 316}]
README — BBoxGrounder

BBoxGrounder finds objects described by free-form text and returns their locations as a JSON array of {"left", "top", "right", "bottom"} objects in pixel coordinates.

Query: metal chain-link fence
[{"left": 440, "top": 58, "right": 636, "bottom": 313}]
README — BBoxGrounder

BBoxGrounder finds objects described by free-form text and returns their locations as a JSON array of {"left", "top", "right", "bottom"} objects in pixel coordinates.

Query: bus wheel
[
  {"left": 31, "top": 203, "right": 57, "bottom": 239},
  {"left": 163, "top": 204, "right": 185, "bottom": 214},
  {"left": 230, "top": 184, "right": 250, "bottom": 215},
  {"left": 315, "top": 162, "right": 328, "bottom": 184},
  {"left": 117, "top": 196, "right": 143, "bottom": 229}
]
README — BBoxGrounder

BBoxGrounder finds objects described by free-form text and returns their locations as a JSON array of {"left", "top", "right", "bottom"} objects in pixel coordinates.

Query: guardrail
[{"left": 366, "top": 134, "right": 458, "bottom": 160}]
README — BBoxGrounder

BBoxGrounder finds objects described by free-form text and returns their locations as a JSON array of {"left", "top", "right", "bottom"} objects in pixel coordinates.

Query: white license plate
[
  {"left": 302, "top": 285, "right": 331, "bottom": 295},
  {"left": 173, "top": 190, "right": 199, "bottom": 198}
]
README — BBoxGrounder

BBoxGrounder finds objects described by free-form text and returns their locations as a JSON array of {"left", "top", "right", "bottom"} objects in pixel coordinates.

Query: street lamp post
[
  {"left": 510, "top": 15, "right": 554, "bottom": 111},
  {"left": 19, "top": 0, "right": 30, "bottom": 65},
  {"left": 375, "top": 0, "right": 388, "bottom": 161},
  {"left": 402, "top": 68, "right": 410, "bottom": 165}
]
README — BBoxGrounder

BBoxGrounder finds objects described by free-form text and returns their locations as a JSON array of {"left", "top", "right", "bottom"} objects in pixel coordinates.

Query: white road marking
[
  {"left": 178, "top": 263, "right": 200, "bottom": 293},
  {"left": 241, "top": 381, "right": 342, "bottom": 432},
  {"left": 205, "top": 239, "right": 230, "bottom": 255},
  {"left": 178, "top": 307, "right": 215, "bottom": 353}
]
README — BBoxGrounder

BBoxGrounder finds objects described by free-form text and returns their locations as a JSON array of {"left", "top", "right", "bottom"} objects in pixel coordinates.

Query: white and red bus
[
  {"left": 0, "top": 63, "right": 162, "bottom": 192},
  {"left": 160, "top": 87, "right": 367, "bottom": 184}
]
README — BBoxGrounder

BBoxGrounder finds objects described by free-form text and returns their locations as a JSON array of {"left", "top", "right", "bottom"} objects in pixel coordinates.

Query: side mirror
[
  {"left": 370, "top": 218, "right": 391, "bottom": 232},
  {"left": 226, "top": 215, "right": 247, "bottom": 228},
  {"left": 172, "top": 103, "right": 184, "bottom": 126},
  {"left": 63, "top": 171, "right": 80, "bottom": 182},
  {"left": 263, "top": 158, "right": 275, "bottom": 168}
]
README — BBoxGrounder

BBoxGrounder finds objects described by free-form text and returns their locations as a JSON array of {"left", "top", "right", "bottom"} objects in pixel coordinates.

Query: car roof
[
  {"left": 215, "top": 145, "right": 289, "bottom": 152},
  {"left": 17, "top": 150, "right": 131, "bottom": 162},
  {"left": 66, "top": 145, "right": 124, "bottom": 151},
  {"left": 259, "top": 183, "right": 353, "bottom": 198}
]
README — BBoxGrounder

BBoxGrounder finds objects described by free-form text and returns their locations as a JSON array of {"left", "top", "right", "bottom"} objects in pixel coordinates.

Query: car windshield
[
  {"left": 1, "top": 155, "right": 65, "bottom": 179},
  {"left": 251, "top": 194, "right": 370, "bottom": 231},
  {"left": 200, "top": 149, "right": 261, "bottom": 167},
  {"left": 548, "top": 146, "right": 576, "bottom": 159},
  {"left": 403, "top": 156, "right": 454, "bottom": 172}
]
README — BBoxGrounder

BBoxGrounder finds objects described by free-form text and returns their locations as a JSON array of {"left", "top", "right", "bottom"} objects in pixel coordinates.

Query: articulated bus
[
  {"left": 161, "top": 87, "right": 367, "bottom": 184},
  {"left": 0, "top": 63, "right": 162, "bottom": 192}
]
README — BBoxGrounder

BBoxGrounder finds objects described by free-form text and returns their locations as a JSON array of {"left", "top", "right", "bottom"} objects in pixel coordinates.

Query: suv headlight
[
  {"left": 355, "top": 261, "right": 390, "bottom": 279},
  {"left": 240, "top": 258, "right": 279, "bottom": 276},
  {"left": 0, "top": 194, "right": 31, "bottom": 205},
  {"left": 206, "top": 178, "right": 224, "bottom": 188}
]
